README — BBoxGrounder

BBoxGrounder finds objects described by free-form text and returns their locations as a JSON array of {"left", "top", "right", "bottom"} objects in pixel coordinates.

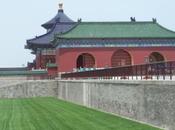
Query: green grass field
[{"left": 0, "top": 97, "right": 161, "bottom": 130}]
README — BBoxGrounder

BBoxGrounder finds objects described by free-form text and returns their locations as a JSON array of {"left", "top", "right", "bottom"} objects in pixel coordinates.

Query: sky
[{"left": 0, "top": 0, "right": 175, "bottom": 67}]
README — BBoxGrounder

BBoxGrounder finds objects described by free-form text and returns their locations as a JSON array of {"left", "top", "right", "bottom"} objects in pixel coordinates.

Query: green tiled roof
[
  {"left": 0, "top": 70, "right": 48, "bottom": 76},
  {"left": 56, "top": 22, "right": 175, "bottom": 38}
]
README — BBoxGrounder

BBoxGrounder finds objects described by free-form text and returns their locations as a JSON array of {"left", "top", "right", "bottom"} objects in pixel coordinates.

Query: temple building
[
  {"left": 26, "top": 4, "right": 175, "bottom": 75},
  {"left": 26, "top": 4, "right": 76, "bottom": 75}
]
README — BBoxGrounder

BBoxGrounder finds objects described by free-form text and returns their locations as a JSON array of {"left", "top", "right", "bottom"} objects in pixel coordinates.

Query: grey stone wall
[
  {"left": 0, "top": 80, "right": 58, "bottom": 98},
  {"left": 58, "top": 80, "right": 175, "bottom": 130},
  {"left": 0, "top": 79, "right": 175, "bottom": 130}
]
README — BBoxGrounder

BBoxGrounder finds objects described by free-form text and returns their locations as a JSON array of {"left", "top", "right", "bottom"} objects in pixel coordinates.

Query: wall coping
[{"left": 58, "top": 79, "right": 175, "bottom": 86}]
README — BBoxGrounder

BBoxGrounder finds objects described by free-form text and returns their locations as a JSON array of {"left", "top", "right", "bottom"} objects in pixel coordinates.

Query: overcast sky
[{"left": 0, "top": 0, "right": 175, "bottom": 67}]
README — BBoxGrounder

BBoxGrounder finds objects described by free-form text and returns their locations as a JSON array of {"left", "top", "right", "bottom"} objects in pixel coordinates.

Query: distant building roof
[
  {"left": 56, "top": 22, "right": 175, "bottom": 39},
  {"left": 0, "top": 67, "right": 28, "bottom": 71},
  {"left": 0, "top": 70, "right": 48, "bottom": 76},
  {"left": 0, "top": 67, "right": 48, "bottom": 76}
]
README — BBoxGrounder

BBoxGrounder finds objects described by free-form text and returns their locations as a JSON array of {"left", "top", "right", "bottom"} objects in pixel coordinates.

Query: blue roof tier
[
  {"left": 26, "top": 5, "right": 76, "bottom": 51},
  {"left": 26, "top": 23, "right": 76, "bottom": 49},
  {"left": 42, "top": 9, "right": 74, "bottom": 29}
]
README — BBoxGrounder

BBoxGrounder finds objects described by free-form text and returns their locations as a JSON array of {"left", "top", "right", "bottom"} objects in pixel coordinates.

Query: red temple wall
[
  {"left": 57, "top": 47, "right": 175, "bottom": 73},
  {"left": 47, "top": 67, "right": 58, "bottom": 76}
]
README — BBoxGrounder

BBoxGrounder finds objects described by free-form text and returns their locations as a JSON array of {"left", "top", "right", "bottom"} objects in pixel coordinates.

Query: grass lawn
[{"left": 0, "top": 97, "right": 162, "bottom": 130}]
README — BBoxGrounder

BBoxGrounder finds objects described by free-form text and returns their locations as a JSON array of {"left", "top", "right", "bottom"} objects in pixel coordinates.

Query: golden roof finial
[{"left": 59, "top": 3, "right": 63, "bottom": 10}]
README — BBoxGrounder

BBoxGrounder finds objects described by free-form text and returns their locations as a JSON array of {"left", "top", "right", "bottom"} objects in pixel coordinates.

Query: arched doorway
[
  {"left": 111, "top": 49, "right": 132, "bottom": 67},
  {"left": 149, "top": 52, "right": 165, "bottom": 63},
  {"left": 76, "top": 53, "right": 95, "bottom": 68}
]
